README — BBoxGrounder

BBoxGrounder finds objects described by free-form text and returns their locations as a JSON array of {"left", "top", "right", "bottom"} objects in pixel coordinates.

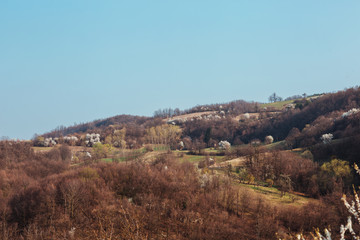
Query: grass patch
[
  {"left": 176, "top": 151, "right": 226, "bottom": 164},
  {"left": 101, "top": 148, "right": 148, "bottom": 163},
  {"left": 153, "top": 145, "right": 170, "bottom": 151},
  {"left": 101, "top": 158, "right": 113, "bottom": 163},
  {"left": 180, "top": 154, "right": 205, "bottom": 163},
  {"left": 32, "top": 146, "right": 54, "bottom": 152},
  {"left": 203, "top": 148, "right": 222, "bottom": 154},
  {"left": 261, "top": 100, "right": 294, "bottom": 110},
  {"left": 237, "top": 183, "right": 313, "bottom": 207},
  {"left": 265, "top": 140, "right": 287, "bottom": 150}
]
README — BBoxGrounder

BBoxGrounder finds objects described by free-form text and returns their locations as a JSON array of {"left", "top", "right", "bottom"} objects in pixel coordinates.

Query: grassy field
[
  {"left": 208, "top": 167, "right": 314, "bottom": 208},
  {"left": 235, "top": 182, "right": 314, "bottom": 207},
  {"left": 179, "top": 154, "right": 205, "bottom": 163},
  {"left": 152, "top": 145, "right": 170, "bottom": 151},
  {"left": 261, "top": 99, "right": 295, "bottom": 110},
  {"left": 176, "top": 150, "right": 226, "bottom": 163},
  {"left": 32, "top": 146, "right": 54, "bottom": 152},
  {"left": 203, "top": 148, "right": 223, "bottom": 154},
  {"left": 100, "top": 158, "right": 114, "bottom": 163},
  {"left": 265, "top": 140, "right": 287, "bottom": 150}
]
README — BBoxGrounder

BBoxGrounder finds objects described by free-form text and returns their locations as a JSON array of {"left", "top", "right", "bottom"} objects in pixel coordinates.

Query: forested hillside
[
  {"left": 0, "top": 142, "right": 351, "bottom": 239},
  {"left": 41, "top": 87, "right": 360, "bottom": 164},
  {"left": 2, "top": 87, "right": 360, "bottom": 239}
]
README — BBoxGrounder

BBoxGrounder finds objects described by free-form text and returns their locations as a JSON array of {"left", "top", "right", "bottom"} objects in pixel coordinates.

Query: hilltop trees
[
  {"left": 37, "top": 87, "right": 360, "bottom": 155},
  {"left": 240, "top": 87, "right": 360, "bottom": 148},
  {"left": 153, "top": 108, "right": 181, "bottom": 118},
  {"left": 268, "top": 92, "right": 283, "bottom": 103}
]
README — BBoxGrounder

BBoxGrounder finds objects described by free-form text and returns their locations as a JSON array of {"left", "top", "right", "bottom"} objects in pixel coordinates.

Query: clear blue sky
[{"left": 1, "top": 1, "right": 359, "bottom": 139}]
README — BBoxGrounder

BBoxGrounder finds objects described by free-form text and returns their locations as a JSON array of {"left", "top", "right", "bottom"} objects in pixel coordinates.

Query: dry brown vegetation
[
  {"left": 0, "top": 141, "right": 354, "bottom": 239},
  {"left": 6, "top": 87, "right": 360, "bottom": 239}
]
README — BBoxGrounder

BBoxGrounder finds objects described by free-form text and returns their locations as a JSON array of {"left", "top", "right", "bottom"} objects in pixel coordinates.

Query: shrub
[{"left": 265, "top": 135, "right": 274, "bottom": 144}]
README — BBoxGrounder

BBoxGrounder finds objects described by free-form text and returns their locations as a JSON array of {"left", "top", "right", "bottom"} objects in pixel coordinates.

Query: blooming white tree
[
  {"left": 85, "top": 152, "right": 92, "bottom": 158},
  {"left": 342, "top": 108, "right": 360, "bottom": 118},
  {"left": 219, "top": 140, "right": 231, "bottom": 150},
  {"left": 265, "top": 135, "right": 274, "bottom": 144},
  {"left": 63, "top": 136, "right": 78, "bottom": 146},
  {"left": 321, "top": 133, "right": 333, "bottom": 144},
  {"left": 290, "top": 164, "right": 360, "bottom": 240},
  {"left": 340, "top": 164, "right": 360, "bottom": 240},
  {"left": 85, "top": 133, "right": 101, "bottom": 147},
  {"left": 64, "top": 136, "right": 78, "bottom": 142},
  {"left": 43, "top": 137, "right": 57, "bottom": 147}
]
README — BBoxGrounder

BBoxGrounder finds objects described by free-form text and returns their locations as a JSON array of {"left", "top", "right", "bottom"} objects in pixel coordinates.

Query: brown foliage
[{"left": 0, "top": 142, "right": 350, "bottom": 239}]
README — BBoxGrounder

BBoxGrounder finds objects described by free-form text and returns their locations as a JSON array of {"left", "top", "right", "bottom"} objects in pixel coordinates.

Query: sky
[{"left": 0, "top": 1, "right": 360, "bottom": 139}]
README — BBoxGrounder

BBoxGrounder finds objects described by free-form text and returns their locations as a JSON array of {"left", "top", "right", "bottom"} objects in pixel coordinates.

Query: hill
[
  {"left": 16, "top": 86, "right": 360, "bottom": 239},
  {"left": 38, "top": 87, "right": 360, "bottom": 162}
]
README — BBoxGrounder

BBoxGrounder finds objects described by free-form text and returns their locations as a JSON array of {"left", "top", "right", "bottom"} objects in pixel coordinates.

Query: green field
[
  {"left": 265, "top": 140, "right": 287, "bottom": 150},
  {"left": 100, "top": 158, "right": 114, "bottom": 163},
  {"left": 261, "top": 99, "right": 295, "bottom": 110},
  {"left": 203, "top": 148, "right": 223, "bottom": 154},
  {"left": 176, "top": 149, "right": 226, "bottom": 163},
  {"left": 236, "top": 182, "right": 314, "bottom": 207},
  {"left": 180, "top": 154, "right": 205, "bottom": 163}
]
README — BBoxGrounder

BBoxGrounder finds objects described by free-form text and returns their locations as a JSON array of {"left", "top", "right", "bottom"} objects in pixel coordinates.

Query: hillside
[
  {"left": 38, "top": 87, "right": 360, "bottom": 163},
  {"left": 3, "top": 87, "right": 360, "bottom": 239}
]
